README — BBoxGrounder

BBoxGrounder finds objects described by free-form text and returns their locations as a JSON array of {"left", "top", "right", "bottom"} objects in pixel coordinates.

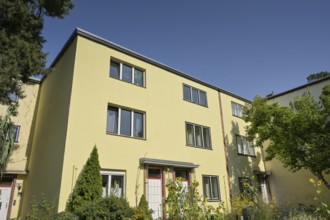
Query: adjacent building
[{"left": 0, "top": 28, "right": 328, "bottom": 219}]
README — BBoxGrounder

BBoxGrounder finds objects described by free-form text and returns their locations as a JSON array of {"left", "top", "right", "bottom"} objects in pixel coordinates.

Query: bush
[
  {"left": 131, "top": 194, "right": 153, "bottom": 220},
  {"left": 26, "top": 195, "right": 57, "bottom": 220},
  {"left": 79, "top": 195, "right": 134, "bottom": 220},
  {"left": 51, "top": 211, "right": 79, "bottom": 220},
  {"left": 66, "top": 146, "right": 103, "bottom": 217}
]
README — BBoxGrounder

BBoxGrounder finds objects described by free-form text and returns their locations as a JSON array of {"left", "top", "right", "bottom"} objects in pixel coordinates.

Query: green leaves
[
  {"left": 0, "top": 0, "right": 73, "bottom": 104},
  {"left": 244, "top": 86, "right": 330, "bottom": 189},
  {"left": 67, "top": 146, "right": 103, "bottom": 216}
]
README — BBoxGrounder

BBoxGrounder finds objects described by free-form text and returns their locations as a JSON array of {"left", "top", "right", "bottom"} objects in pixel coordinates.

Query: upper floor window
[
  {"left": 110, "top": 60, "right": 144, "bottom": 87},
  {"left": 236, "top": 135, "right": 255, "bottom": 156},
  {"left": 202, "top": 175, "right": 220, "bottom": 201},
  {"left": 107, "top": 106, "right": 144, "bottom": 138},
  {"left": 6, "top": 125, "right": 20, "bottom": 142},
  {"left": 231, "top": 102, "right": 244, "bottom": 118},
  {"left": 183, "top": 84, "right": 207, "bottom": 107},
  {"left": 101, "top": 170, "right": 125, "bottom": 197},
  {"left": 186, "top": 122, "right": 211, "bottom": 149}
]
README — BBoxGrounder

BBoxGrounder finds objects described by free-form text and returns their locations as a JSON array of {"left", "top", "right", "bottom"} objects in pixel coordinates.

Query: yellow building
[
  {"left": 17, "top": 28, "right": 256, "bottom": 219},
  {"left": 0, "top": 79, "right": 40, "bottom": 220},
  {"left": 265, "top": 76, "right": 330, "bottom": 207},
  {"left": 3, "top": 28, "right": 328, "bottom": 219}
]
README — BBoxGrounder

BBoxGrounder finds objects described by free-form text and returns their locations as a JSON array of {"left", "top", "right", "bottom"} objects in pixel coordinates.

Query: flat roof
[
  {"left": 51, "top": 28, "right": 251, "bottom": 103},
  {"left": 267, "top": 76, "right": 330, "bottom": 99}
]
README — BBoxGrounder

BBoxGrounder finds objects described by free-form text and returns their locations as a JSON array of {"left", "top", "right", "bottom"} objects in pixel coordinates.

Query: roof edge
[
  {"left": 267, "top": 76, "right": 330, "bottom": 99},
  {"left": 49, "top": 28, "right": 251, "bottom": 102}
]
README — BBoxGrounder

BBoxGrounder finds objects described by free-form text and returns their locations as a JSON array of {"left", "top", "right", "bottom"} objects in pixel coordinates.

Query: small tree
[
  {"left": 132, "top": 194, "right": 153, "bottom": 220},
  {"left": 66, "top": 146, "right": 102, "bottom": 216},
  {"left": 244, "top": 85, "right": 330, "bottom": 189},
  {"left": 0, "top": 104, "right": 18, "bottom": 178}
]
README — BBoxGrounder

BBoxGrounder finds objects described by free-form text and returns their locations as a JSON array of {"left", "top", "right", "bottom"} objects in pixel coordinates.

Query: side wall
[
  {"left": 21, "top": 39, "right": 77, "bottom": 215},
  {"left": 220, "top": 93, "right": 266, "bottom": 197}
]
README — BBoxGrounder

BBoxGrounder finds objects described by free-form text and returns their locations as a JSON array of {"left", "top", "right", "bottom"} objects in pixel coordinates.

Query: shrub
[
  {"left": 26, "top": 195, "right": 57, "bottom": 220},
  {"left": 131, "top": 194, "right": 153, "bottom": 220},
  {"left": 51, "top": 211, "right": 79, "bottom": 220},
  {"left": 165, "top": 178, "right": 227, "bottom": 219},
  {"left": 66, "top": 146, "right": 103, "bottom": 217},
  {"left": 92, "top": 195, "right": 134, "bottom": 220}
]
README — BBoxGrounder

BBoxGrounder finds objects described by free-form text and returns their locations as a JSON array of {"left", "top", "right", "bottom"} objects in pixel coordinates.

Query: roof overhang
[{"left": 140, "top": 158, "right": 199, "bottom": 168}]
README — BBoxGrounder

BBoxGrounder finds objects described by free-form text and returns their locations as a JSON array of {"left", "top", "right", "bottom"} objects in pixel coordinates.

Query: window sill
[
  {"left": 186, "top": 145, "right": 213, "bottom": 150},
  {"left": 106, "top": 132, "right": 146, "bottom": 141},
  {"left": 109, "top": 76, "right": 146, "bottom": 88},
  {"left": 237, "top": 153, "right": 256, "bottom": 157},
  {"left": 183, "top": 99, "right": 208, "bottom": 108}
]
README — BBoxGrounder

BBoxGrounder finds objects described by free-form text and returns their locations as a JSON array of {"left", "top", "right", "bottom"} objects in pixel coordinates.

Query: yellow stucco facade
[
  {"left": 1, "top": 28, "right": 328, "bottom": 219},
  {"left": 0, "top": 82, "right": 40, "bottom": 219}
]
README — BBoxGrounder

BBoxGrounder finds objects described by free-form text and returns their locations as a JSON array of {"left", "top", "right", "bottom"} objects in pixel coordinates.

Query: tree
[
  {"left": 244, "top": 85, "right": 330, "bottom": 189},
  {"left": 0, "top": 0, "right": 74, "bottom": 105},
  {"left": 0, "top": 104, "right": 17, "bottom": 177},
  {"left": 66, "top": 146, "right": 103, "bottom": 216},
  {"left": 306, "top": 71, "right": 330, "bottom": 83}
]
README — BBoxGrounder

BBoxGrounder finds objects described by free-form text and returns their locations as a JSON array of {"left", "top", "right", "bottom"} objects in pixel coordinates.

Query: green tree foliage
[
  {"left": 0, "top": 103, "right": 17, "bottom": 177},
  {"left": 84, "top": 195, "right": 134, "bottom": 220},
  {"left": 307, "top": 71, "right": 330, "bottom": 83},
  {"left": 244, "top": 85, "right": 330, "bottom": 189},
  {"left": 67, "top": 146, "right": 103, "bottom": 216},
  {"left": 0, "top": 0, "right": 73, "bottom": 104},
  {"left": 131, "top": 194, "right": 153, "bottom": 220}
]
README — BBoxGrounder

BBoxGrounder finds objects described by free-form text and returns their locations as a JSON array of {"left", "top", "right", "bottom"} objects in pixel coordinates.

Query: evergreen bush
[{"left": 66, "top": 146, "right": 103, "bottom": 217}]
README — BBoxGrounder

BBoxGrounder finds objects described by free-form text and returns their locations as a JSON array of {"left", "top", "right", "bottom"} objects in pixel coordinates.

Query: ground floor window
[
  {"left": 101, "top": 171, "right": 125, "bottom": 197},
  {"left": 202, "top": 175, "right": 220, "bottom": 201}
]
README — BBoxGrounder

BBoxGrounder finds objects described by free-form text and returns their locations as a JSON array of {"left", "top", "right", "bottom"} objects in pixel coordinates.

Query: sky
[{"left": 42, "top": 1, "right": 330, "bottom": 100}]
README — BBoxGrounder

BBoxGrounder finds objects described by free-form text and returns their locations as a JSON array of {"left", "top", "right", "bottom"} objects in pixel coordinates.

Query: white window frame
[
  {"left": 236, "top": 135, "right": 256, "bottom": 156},
  {"left": 231, "top": 101, "right": 244, "bottom": 118},
  {"left": 202, "top": 175, "right": 221, "bottom": 201},
  {"left": 185, "top": 122, "right": 211, "bottom": 149},
  {"left": 107, "top": 106, "right": 145, "bottom": 138},
  {"left": 101, "top": 170, "right": 126, "bottom": 198},
  {"left": 183, "top": 84, "right": 208, "bottom": 107},
  {"left": 110, "top": 60, "right": 145, "bottom": 87}
]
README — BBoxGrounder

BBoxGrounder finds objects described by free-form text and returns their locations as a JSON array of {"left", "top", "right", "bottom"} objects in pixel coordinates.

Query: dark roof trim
[
  {"left": 267, "top": 76, "right": 330, "bottom": 99},
  {"left": 50, "top": 28, "right": 250, "bottom": 103},
  {"left": 140, "top": 158, "right": 199, "bottom": 168}
]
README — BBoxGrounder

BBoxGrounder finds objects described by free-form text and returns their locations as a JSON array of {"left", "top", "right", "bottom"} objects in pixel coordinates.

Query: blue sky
[{"left": 42, "top": 1, "right": 330, "bottom": 100}]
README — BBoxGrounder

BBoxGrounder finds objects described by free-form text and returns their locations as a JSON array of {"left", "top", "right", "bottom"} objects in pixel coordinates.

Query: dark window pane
[
  {"left": 122, "top": 64, "right": 132, "bottom": 83},
  {"left": 211, "top": 177, "right": 219, "bottom": 199},
  {"left": 102, "top": 175, "right": 109, "bottom": 197},
  {"left": 186, "top": 123, "right": 194, "bottom": 145},
  {"left": 203, "top": 127, "right": 211, "bottom": 148},
  {"left": 192, "top": 88, "right": 199, "bottom": 103},
  {"left": 195, "top": 126, "right": 202, "bottom": 147},
  {"left": 133, "top": 112, "right": 144, "bottom": 138},
  {"left": 120, "top": 109, "right": 131, "bottom": 136},
  {"left": 134, "top": 69, "right": 144, "bottom": 86},
  {"left": 107, "top": 107, "right": 118, "bottom": 133},
  {"left": 110, "top": 61, "right": 120, "bottom": 79},
  {"left": 203, "top": 177, "right": 211, "bottom": 199},
  {"left": 148, "top": 169, "right": 161, "bottom": 178},
  {"left": 199, "top": 91, "right": 207, "bottom": 106},
  {"left": 175, "top": 170, "right": 188, "bottom": 181},
  {"left": 6, "top": 125, "right": 20, "bottom": 142},
  {"left": 183, "top": 85, "right": 191, "bottom": 101}
]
